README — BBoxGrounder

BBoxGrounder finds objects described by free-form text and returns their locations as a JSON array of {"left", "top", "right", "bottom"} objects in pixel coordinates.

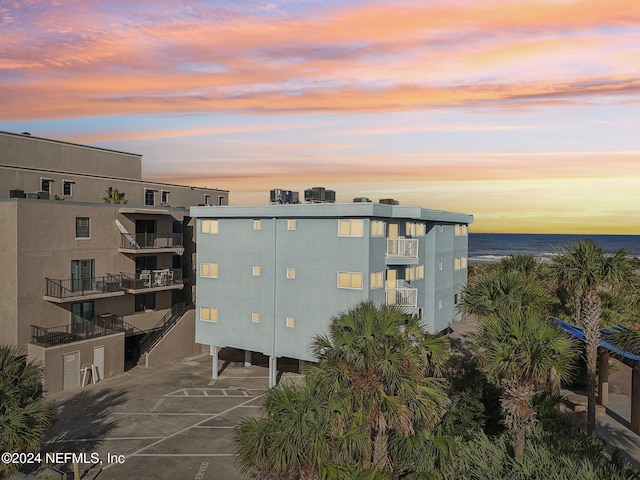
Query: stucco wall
[
  {"left": 28, "top": 333, "right": 124, "bottom": 394},
  {"left": 144, "top": 309, "right": 206, "bottom": 367}
]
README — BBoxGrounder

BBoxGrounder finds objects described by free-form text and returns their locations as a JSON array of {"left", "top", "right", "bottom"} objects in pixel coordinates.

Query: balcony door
[
  {"left": 71, "top": 259, "right": 94, "bottom": 292},
  {"left": 136, "top": 219, "right": 156, "bottom": 248},
  {"left": 71, "top": 301, "right": 94, "bottom": 335}
]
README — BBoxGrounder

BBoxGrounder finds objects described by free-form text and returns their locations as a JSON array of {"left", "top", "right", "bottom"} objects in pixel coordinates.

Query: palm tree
[
  {"left": 307, "top": 301, "right": 450, "bottom": 475},
  {"left": 459, "top": 269, "right": 549, "bottom": 319},
  {"left": 469, "top": 311, "right": 577, "bottom": 459},
  {"left": 551, "top": 239, "right": 634, "bottom": 437},
  {"left": 235, "top": 301, "right": 451, "bottom": 479},
  {"left": 0, "top": 346, "right": 56, "bottom": 477},
  {"left": 103, "top": 187, "right": 128, "bottom": 204}
]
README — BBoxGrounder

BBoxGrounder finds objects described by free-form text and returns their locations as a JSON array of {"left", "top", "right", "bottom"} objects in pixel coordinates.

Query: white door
[
  {"left": 93, "top": 346, "right": 104, "bottom": 382},
  {"left": 63, "top": 352, "right": 80, "bottom": 390}
]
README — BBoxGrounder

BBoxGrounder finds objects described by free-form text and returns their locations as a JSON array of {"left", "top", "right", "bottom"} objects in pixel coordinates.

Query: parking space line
[{"left": 103, "top": 393, "right": 266, "bottom": 470}]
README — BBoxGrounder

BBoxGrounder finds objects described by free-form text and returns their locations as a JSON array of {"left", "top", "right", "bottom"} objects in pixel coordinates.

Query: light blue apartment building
[{"left": 190, "top": 202, "right": 473, "bottom": 386}]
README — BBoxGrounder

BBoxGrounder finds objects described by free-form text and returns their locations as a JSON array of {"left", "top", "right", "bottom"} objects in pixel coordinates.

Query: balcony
[
  {"left": 121, "top": 269, "right": 183, "bottom": 293},
  {"left": 119, "top": 233, "right": 184, "bottom": 254},
  {"left": 44, "top": 275, "right": 125, "bottom": 303},
  {"left": 385, "top": 287, "right": 418, "bottom": 308},
  {"left": 30, "top": 314, "right": 139, "bottom": 347},
  {"left": 386, "top": 238, "right": 419, "bottom": 265}
]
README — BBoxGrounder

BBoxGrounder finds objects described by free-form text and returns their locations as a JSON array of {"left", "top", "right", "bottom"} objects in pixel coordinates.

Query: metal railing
[
  {"left": 31, "top": 314, "right": 131, "bottom": 347},
  {"left": 44, "top": 274, "right": 123, "bottom": 299},
  {"left": 120, "top": 233, "right": 183, "bottom": 250},
  {"left": 385, "top": 287, "right": 418, "bottom": 307},
  {"left": 386, "top": 238, "right": 418, "bottom": 258},
  {"left": 120, "top": 269, "right": 183, "bottom": 290},
  {"left": 137, "top": 302, "right": 189, "bottom": 355}
]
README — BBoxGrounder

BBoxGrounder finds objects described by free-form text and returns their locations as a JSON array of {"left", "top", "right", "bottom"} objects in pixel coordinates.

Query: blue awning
[{"left": 548, "top": 316, "right": 640, "bottom": 363}]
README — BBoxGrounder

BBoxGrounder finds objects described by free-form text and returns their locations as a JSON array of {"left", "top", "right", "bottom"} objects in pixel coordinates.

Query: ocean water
[{"left": 468, "top": 234, "right": 640, "bottom": 263}]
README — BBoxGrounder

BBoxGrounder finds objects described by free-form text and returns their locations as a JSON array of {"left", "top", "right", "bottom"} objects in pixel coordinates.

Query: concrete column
[
  {"left": 632, "top": 366, "right": 640, "bottom": 434},
  {"left": 211, "top": 346, "right": 219, "bottom": 379},
  {"left": 269, "top": 356, "right": 277, "bottom": 388},
  {"left": 597, "top": 350, "right": 609, "bottom": 406},
  {"left": 244, "top": 350, "right": 252, "bottom": 367}
]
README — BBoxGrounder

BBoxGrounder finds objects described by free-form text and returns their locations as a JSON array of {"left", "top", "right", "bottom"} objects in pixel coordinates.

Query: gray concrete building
[
  {"left": 191, "top": 203, "right": 473, "bottom": 386},
  {"left": 0, "top": 131, "right": 228, "bottom": 393}
]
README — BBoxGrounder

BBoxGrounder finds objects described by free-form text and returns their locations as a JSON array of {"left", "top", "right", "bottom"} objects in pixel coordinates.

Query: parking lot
[{"left": 42, "top": 351, "right": 280, "bottom": 480}]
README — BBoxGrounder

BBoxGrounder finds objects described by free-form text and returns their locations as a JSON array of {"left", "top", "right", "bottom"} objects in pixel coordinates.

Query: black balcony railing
[
  {"left": 30, "top": 314, "right": 138, "bottom": 347},
  {"left": 137, "top": 302, "right": 189, "bottom": 355},
  {"left": 120, "top": 233, "right": 183, "bottom": 250},
  {"left": 44, "top": 274, "right": 124, "bottom": 299},
  {"left": 120, "top": 269, "right": 183, "bottom": 290}
]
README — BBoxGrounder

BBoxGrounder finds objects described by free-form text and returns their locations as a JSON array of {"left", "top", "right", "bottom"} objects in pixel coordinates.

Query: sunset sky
[{"left": 1, "top": 0, "right": 639, "bottom": 233}]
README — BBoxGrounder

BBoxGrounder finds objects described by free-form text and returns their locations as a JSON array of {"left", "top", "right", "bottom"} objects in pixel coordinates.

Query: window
[
  {"left": 415, "top": 264, "right": 425, "bottom": 279},
  {"left": 455, "top": 224, "right": 468, "bottom": 236},
  {"left": 406, "top": 266, "right": 414, "bottom": 281},
  {"left": 287, "top": 219, "right": 297, "bottom": 230},
  {"left": 218, "top": 195, "right": 225, "bottom": 205},
  {"left": 161, "top": 190, "right": 169, "bottom": 204},
  {"left": 144, "top": 189, "right": 156, "bottom": 206},
  {"left": 135, "top": 293, "right": 156, "bottom": 312},
  {"left": 438, "top": 299, "right": 443, "bottom": 310},
  {"left": 438, "top": 261, "right": 443, "bottom": 271},
  {"left": 75, "top": 217, "right": 90, "bottom": 238},
  {"left": 371, "top": 220, "right": 385, "bottom": 237},
  {"left": 370, "top": 271, "right": 384, "bottom": 289},
  {"left": 439, "top": 225, "right": 444, "bottom": 233},
  {"left": 407, "top": 222, "right": 416, "bottom": 237},
  {"left": 286, "top": 317, "right": 295, "bottom": 328},
  {"left": 286, "top": 268, "right": 296, "bottom": 279},
  {"left": 253, "top": 219, "right": 262, "bottom": 230},
  {"left": 204, "top": 194, "right": 211, "bottom": 205},
  {"left": 63, "top": 180, "right": 74, "bottom": 196},
  {"left": 338, "top": 219, "right": 363, "bottom": 237},
  {"left": 252, "top": 313, "right": 260, "bottom": 324},
  {"left": 40, "top": 178, "right": 52, "bottom": 193},
  {"left": 454, "top": 293, "right": 462, "bottom": 305},
  {"left": 201, "top": 219, "right": 218, "bottom": 234},
  {"left": 454, "top": 258, "right": 463, "bottom": 270},
  {"left": 200, "top": 306, "right": 218, "bottom": 322},
  {"left": 338, "top": 271, "right": 363, "bottom": 289},
  {"left": 416, "top": 223, "right": 426, "bottom": 236},
  {"left": 252, "top": 265, "right": 261, "bottom": 276},
  {"left": 200, "top": 263, "right": 218, "bottom": 278},
  {"left": 461, "top": 257, "right": 467, "bottom": 269}
]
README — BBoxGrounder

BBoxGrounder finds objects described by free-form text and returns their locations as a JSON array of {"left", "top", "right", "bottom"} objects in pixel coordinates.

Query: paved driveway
[{"left": 42, "top": 352, "right": 272, "bottom": 480}]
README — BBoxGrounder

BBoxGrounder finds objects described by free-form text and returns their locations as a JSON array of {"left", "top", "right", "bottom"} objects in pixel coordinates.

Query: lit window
[
  {"left": 417, "top": 223, "right": 426, "bottom": 236},
  {"left": 75, "top": 217, "right": 90, "bottom": 238},
  {"left": 338, "top": 219, "right": 364, "bottom": 237},
  {"left": 338, "top": 272, "right": 363, "bottom": 289},
  {"left": 287, "top": 268, "right": 296, "bottom": 279},
  {"left": 454, "top": 258, "right": 461, "bottom": 271},
  {"left": 406, "top": 266, "right": 414, "bottom": 281},
  {"left": 201, "top": 307, "right": 218, "bottom": 322},
  {"left": 416, "top": 265, "right": 425, "bottom": 279},
  {"left": 201, "top": 220, "right": 218, "bottom": 234},
  {"left": 371, "top": 220, "right": 385, "bottom": 237},
  {"left": 461, "top": 257, "right": 467, "bottom": 269},
  {"left": 252, "top": 313, "right": 260, "bottom": 323},
  {"left": 200, "top": 263, "right": 218, "bottom": 278},
  {"left": 287, "top": 219, "right": 297, "bottom": 230},
  {"left": 252, "top": 265, "right": 261, "bottom": 276},
  {"left": 370, "top": 271, "right": 384, "bottom": 289},
  {"left": 286, "top": 317, "right": 295, "bottom": 328},
  {"left": 253, "top": 219, "right": 262, "bottom": 230}
]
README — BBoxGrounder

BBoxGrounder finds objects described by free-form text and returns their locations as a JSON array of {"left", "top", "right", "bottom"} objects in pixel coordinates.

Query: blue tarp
[{"left": 548, "top": 316, "right": 640, "bottom": 363}]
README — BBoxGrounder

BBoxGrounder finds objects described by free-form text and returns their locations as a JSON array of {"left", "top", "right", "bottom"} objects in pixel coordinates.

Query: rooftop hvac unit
[
  {"left": 304, "top": 187, "right": 335, "bottom": 203},
  {"left": 270, "top": 189, "right": 300, "bottom": 204},
  {"left": 353, "top": 197, "right": 371, "bottom": 203},
  {"left": 37, "top": 191, "right": 50, "bottom": 200},
  {"left": 9, "top": 189, "right": 26, "bottom": 198},
  {"left": 379, "top": 198, "right": 399, "bottom": 205},
  {"left": 324, "top": 190, "right": 336, "bottom": 203}
]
